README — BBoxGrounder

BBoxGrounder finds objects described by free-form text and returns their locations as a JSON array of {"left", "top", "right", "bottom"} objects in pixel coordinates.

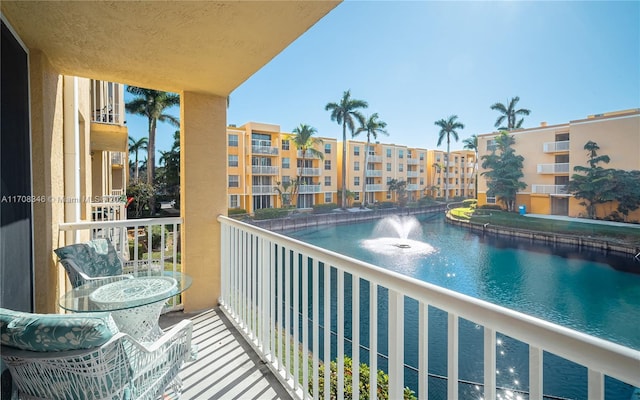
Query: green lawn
[{"left": 468, "top": 210, "right": 640, "bottom": 246}]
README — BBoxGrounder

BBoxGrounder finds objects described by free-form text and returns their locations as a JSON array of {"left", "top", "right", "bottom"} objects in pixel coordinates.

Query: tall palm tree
[
  {"left": 128, "top": 136, "right": 148, "bottom": 183},
  {"left": 125, "top": 87, "right": 180, "bottom": 185},
  {"left": 354, "top": 113, "right": 388, "bottom": 206},
  {"left": 434, "top": 115, "right": 465, "bottom": 202},
  {"left": 463, "top": 134, "right": 478, "bottom": 197},
  {"left": 290, "top": 123, "right": 324, "bottom": 207},
  {"left": 490, "top": 96, "right": 530, "bottom": 131},
  {"left": 325, "top": 90, "right": 368, "bottom": 208}
]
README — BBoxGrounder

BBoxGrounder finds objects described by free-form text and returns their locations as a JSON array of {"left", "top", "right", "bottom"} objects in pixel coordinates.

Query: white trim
[{"left": 570, "top": 112, "right": 639, "bottom": 126}]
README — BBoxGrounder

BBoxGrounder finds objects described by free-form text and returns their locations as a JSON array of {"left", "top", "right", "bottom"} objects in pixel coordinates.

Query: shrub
[
  {"left": 418, "top": 196, "right": 437, "bottom": 206},
  {"left": 376, "top": 202, "right": 395, "bottom": 209},
  {"left": 478, "top": 204, "right": 503, "bottom": 211},
  {"left": 228, "top": 208, "right": 248, "bottom": 216},
  {"left": 352, "top": 201, "right": 362, "bottom": 208},
  {"left": 313, "top": 203, "right": 338, "bottom": 214},
  {"left": 314, "top": 356, "right": 416, "bottom": 400},
  {"left": 253, "top": 207, "right": 292, "bottom": 220}
]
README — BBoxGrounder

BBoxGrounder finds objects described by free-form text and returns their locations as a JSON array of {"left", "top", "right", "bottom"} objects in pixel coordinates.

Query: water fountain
[{"left": 360, "top": 215, "right": 436, "bottom": 257}]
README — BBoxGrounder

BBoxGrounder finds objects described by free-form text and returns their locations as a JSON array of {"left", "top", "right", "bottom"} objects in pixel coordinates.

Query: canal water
[{"left": 285, "top": 214, "right": 640, "bottom": 400}]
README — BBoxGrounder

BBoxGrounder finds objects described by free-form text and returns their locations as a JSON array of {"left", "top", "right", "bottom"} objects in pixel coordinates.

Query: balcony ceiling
[{"left": 1, "top": 1, "right": 339, "bottom": 96}]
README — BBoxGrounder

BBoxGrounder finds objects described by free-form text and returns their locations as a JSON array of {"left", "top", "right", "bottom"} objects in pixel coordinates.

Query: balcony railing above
[
  {"left": 252, "top": 165, "right": 279, "bottom": 175},
  {"left": 251, "top": 145, "right": 279, "bottom": 155},
  {"left": 406, "top": 171, "right": 419, "bottom": 178},
  {"left": 407, "top": 158, "right": 419, "bottom": 165},
  {"left": 365, "top": 169, "right": 382, "bottom": 177},
  {"left": 252, "top": 185, "right": 276, "bottom": 194},
  {"left": 296, "top": 167, "right": 321, "bottom": 176},
  {"left": 406, "top": 184, "right": 419, "bottom": 191},
  {"left": 298, "top": 184, "right": 322, "bottom": 194},
  {"left": 110, "top": 151, "right": 125, "bottom": 166},
  {"left": 218, "top": 216, "right": 640, "bottom": 400},
  {"left": 543, "top": 140, "right": 570, "bottom": 153},
  {"left": 91, "top": 80, "right": 123, "bottom": 125},
  {"left": 365, "top": 184, "right": 383, "bottom": 192},
  {"left": 537, "top": 163, "right": 570, "bottom": 174},
  {"left": 368, "top": 155, "right": 383, "bottom": 163},
  {"left": 297, "top": 150, "right": 321, "bottom": 159},
  {"left": 531, "top": 184, "right": 568, "bottom": 195}
]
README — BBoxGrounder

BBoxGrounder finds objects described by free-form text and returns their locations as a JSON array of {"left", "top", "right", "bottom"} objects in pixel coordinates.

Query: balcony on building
[
  {"left": 407, "top": 158, "right": 419, "bottom": 165},
  {"left": 407, "top": 171, "right": 419, "bottom": 178},
  {"left": 365, "top": 184, "right": 384, "bottom": 192},
  {"left": 252, "top": 140, "right": 279, "bottom": 155},
  {"left": 298, "top": 184, "right": 322, "bottom": 193},
  {"left": 90, "top": 80, "right": 128, "bottom": 154},
  {"left": 251, "top": 165, "right": 280, "bottom": 175},
  {"left": 543, "top": 140, "right": 570, "bottom": 153},
  {"left": 531, "top": 184, "right": 569, "bottom": 195},
  {"left": 251, "top": 185, "right": 277, "bottom": 195},
  {"left": 537, "top": 163, "right": 570, "bottom": 174},
  {"left": 365, "top": 169, "right": 383, "bottom": 177},
  {"left": 368, "top": 154, "right": 383, "bottom": 163},
  {"left": 406, "top": 183, "right": 419, "bottom": 191},
  {"left": 296, "top": 167, "right": 321, "bottom": 176},
  {"left": 297, "top": 150, "right": 321, "bottom": 159}
]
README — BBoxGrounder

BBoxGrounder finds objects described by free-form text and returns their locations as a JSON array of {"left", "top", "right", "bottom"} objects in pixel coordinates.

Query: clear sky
[{"left": 126, "top": 0, "right": 639, "bottom": 164}]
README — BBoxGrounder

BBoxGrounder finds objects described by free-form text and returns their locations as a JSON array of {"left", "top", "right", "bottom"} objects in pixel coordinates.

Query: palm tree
[
  {"left": 290, "top": 123, "right": 324, "bottom": 207},
  {"left": 434, "top": 115, "right": 464, "bottom": 202},
  {"left": 125, "top": 87, "right": 180, "bottom": 185},
  {"left": 354, "top": 113, "right": 388, "bottom": 207},
  {"left": 490, "top": 96, "right": 530, "bottom": 131},
  {"left": 463, "top": 134, "right": 478, "bottom": 197},
  {"left": 128, "top": 136, "right": 148, "bottom": 183},
  {"left": 325, "top": 90, "right": 368, "bottom": 208}
]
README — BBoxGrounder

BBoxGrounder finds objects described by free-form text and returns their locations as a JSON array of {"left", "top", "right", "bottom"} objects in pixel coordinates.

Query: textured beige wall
[
  {"left": 180, "top": 92, "right": 227, "bottom": 312},
  {"left": 29, "top": 50, "right": 65, "bottom": 313}
]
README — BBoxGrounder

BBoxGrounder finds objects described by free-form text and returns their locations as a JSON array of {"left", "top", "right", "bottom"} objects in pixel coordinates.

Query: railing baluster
[
  {"left": 337, "top": 270, "right": 344, "bottom": 400},
  {"left": 419, "top": 301, "right": 429, "bottom": 399},
  {"left": 302, "top": 255, "right": 309, "bottom": 397},
  {"left": 370, "top": 281, "right": 377, "bottom": 400},
  {"left": 323, "top": 264, "right": 331, "bottom": 400},
  {"left": 312, "top": 258, "right": 320, "bottom": 400},
  {"left": 529, "top": 345, "right": 542, "bottom": 400},
  {"left": 293, "top": 250, "right": 300, "bottom": 391},
  {"left": 484, "top": 327, "right": 496, "bottom": 400},
  {"left": 448, "top": 313, "right": 459, "bottom": 400},
  {"left": 388, "top": 290, "right": 404, "bottom": 400},
  {"left": 352, "top": 274, "right": 360, "bottom": 400},
  {"left": 588, "top": 369, "right": 604, "bottom": 400},
  {"left": 276, "top": 245, "right": 283, "bottom": 373},
  {"left": 252, "top": 234, "right": 258, "bottom": 341},
  {"left": 285, "top": 246, "right": 292, "bottom": 382}
]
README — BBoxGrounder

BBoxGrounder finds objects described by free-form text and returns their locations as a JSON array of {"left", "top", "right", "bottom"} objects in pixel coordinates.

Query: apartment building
[
  {"left": 477, "top": 109, "right": 640, "bottom": 219},
  {"left": 227, "top": 122, "right": 338, "bottom": 212},
  {"left": 425, "top": 149, "right": 477, "bottom": 200}
]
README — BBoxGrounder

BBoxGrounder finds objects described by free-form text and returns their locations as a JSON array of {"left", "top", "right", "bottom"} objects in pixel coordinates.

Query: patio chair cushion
[
  {"left": 54, "top": 238, "right": 123, "bottom": 278},
  {"left": 0, "top": 308, "right": 119, "bottom": 352}
]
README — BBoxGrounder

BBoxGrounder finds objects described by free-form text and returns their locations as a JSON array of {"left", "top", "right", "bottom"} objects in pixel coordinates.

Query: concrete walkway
[{"left": 524, "top": 213, "right": 640, "bottom": 229}]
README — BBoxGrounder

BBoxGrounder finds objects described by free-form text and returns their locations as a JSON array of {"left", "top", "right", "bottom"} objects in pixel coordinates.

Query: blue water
[{"left": 285, "top": 214, "right": 640, "bottom": 400}]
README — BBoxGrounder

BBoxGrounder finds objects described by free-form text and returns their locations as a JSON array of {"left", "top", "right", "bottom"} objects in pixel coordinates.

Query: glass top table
[{"left": 59, "top": 271, "right": 192, "bottom": 340}]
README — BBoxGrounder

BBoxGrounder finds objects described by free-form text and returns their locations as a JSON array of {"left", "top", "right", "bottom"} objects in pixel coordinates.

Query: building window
[
  {"left": 420, "top": 178, "right": 424, "bottom": 185},
  {"left": 399, "top": 164, "right": 404, "bottom": 172},
  {"left": 229, "top": 195, "right": 239, "bottom": 208},
  {"left": 354, "top": 193, "right": 360, "bottom": 201},
  {"left": 487, "top": 196, "right": 496, "bottom": 204},
  {"left": 324, "top": 192, "right": 332, "bottom": 203},
  {"left": 282, "top": 139, "right": 290, "bottom": 150},
  {"left": 228, "top": 155, "right": 238, "bottom": 167},
  {"left": 324, "top": 176, "right": 331, "bottom": 186},
  {"left": 354, "top": 177, "right": 360, "bottom": 186},
  {"left": 420, "top": 166, "right": 424, "bottom": 173},
  {"left": 419, "top": 153, "right": 424, "bottom": 161},
  {"left": 354, "top": 146, "right": 360, "bottom": 156},
  {"left": 324, "top": 160, "right": 331, "bottom": 170},
  {"left": 386, "top": 177, "right": 392, "bottom": 185},
  {"left": 282, "top": 157, "right": 290, "bottom": 169},
  {"left": 228, "top": 134, "right": 238, "bottom": 147},
  {"left": 228, "top": 175, "right": 239, "bottom": 188},
  {"left": 487, "top": 139, "right": 497, "bottom": 151},
  {"left": 354, "top": 161, "right": 360, "bottom": 171},
  {"left": 386, "top": 163, "right": 391, "bottom": 172},
  {"left": 398, "top": 149, "right": 404, "bottom": 159},
  {"left": 386, "top": 148, "right": 392, "bottom": 157},
  {"left": 282, "top": 176, "right": 291, "bottom": 185},
  {"left": 325, "top": 144, "right": 331, "bottom": 154},
  {"left": 386, "top": 192, "right": 391, "bottom": 200}
]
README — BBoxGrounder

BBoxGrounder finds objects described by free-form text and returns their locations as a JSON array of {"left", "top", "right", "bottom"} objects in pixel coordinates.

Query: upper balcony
[
  {"left": 365, "top": 184, "right": 384, "bottom": 192},
  {"left": 531, "top": 184, "right": 569, "bottom": 195},
  {"left": 297, "top": 150, "right": 321, "bottom": 159},
  {"left": 406, "top": 171, "right": 419, "bottom": 178},
  {"left": 543, "top": 140, "right": 570, "bottom": 153},
  {"left": 252, "top": 185, "right": 276, "bottom": 194},
  {"left": 406, "top": 184, "right": 419, "bottom": 191},
  {"left": 90, "top": 80, "right": 128, "bottom": 153},
  {"left": 298, "top": 184, "right": 322, "bottom": 193},
  {"left": 537, "top": 163, "right": 570, "bottom": 174},
  {"left": 252, "top": 141, "right": 279, "bottom": 155},
  {"left": 251, "top": 165, "right": 279, "bottom": 175},
  {"left": 368, "top": 155, "right": 383, "bottom": 163},
  {"left": 297, "top": 167, "right": 321, "bottom": 176},
  {"left": 365, "top": 169, "right": 383, "bottom": 177},
  {"left": 407, "top": 158, "right": 419, "bottom": 165},
  {"left": 110, "top": 151, "right": 125, "bottom": 166}
]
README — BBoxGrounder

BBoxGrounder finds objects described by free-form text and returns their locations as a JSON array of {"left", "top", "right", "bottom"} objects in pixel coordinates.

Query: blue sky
[{"left": 126, "top": 1, "right": 639, "bottom": 164}]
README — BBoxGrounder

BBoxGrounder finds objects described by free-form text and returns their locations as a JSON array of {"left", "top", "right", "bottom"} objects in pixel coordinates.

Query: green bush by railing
[
  {"left": 228, "top": 208, "right": 248, "bottom": 216},
  {"left": 253, "top": 207, "right": 293, "bottom": 220},
  {"left": 312, "top": 203, "right": 339, "bottom": 214},
  {"left": 375, "top": 201, "right": 396, "bottom": 209},
  {"left": 478, "top": 204, "right": 503, "bottom": 211}
]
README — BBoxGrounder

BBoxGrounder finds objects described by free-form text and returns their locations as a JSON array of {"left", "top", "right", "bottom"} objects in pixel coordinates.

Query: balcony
[
  {"left": 252, "top": 165, "right": 279, "bottom": 175},
  {"left": 365, "top": 184, "right": 383, "bottom": 192},
  {"left": 532, "top": 184, "right": 568, "bottom": 195},
  {"left": 365, "top": 169, "right": 383, "bottom": 177},
  {"left": 252, "top": 141, "right": 279, "bottom": 155},
  {"left": 368, "top": 155, "right": 383, "bottom": 163},
  {"left": 543, "top": 140, "right": 570, "bottom": 153},
  {"left": 298, "top": 184, "right": 322, "bottom": 193},
  {"left": 91, "top": 80, "right": 123, "bottom": 125},
  {"left": 537, "top": 163, "right": 570, "bottom": 174},
  {"left": 252, "top": 185, "right": 276, "bottom": 194},
  {"left": 296, "top": 167, "right": 321, "bottom": 176},
  {"left": 406, "top": 171, "right": 419, "bottom": 178},
  {"left": 110, "top": 151, "right": 125, "bottom": 166},
  {"left": 407, "top": 158, "right": 419, "bottom": 165},
  {"left": 406, "top": 184, "right": 419, "bottom": 191},
  {"left": 297, "top": 150, "right": 321, "bottom": 159}
]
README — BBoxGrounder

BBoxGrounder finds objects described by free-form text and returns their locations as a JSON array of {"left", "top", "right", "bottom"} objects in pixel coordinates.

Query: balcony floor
[{"left": 159, "top": 308, "right": 292, "bottom": 400}]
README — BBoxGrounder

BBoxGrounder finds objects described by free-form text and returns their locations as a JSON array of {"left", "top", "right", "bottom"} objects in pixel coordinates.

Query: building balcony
[
  {"left": 251, "top": 144, "right": 279, "bottom": 155},
  {"left": 298, "top": 184, "right": 322, "bottom": 193},
  {"left": 252, "top": 185, "right": 276, "bottom": 194},
  {"left": 537, "top": 163, "right": 570, "bottom": 174},
  {"left": 110, "top": 151, "right": 125, "bottom": 166},
  {"left": 251, "top": 165, "right": 279, "bottom": 175},
  {"left": 365, "top": 169, "right": 383, "bottom": 177},
  {"left": 91, "top": 80, "right": 124, "bottom": 125},
  {"left": 368, "top": 155, "right": 383, "bottom": 163},
  {"left": 406, "top": 171, "right": 419, "bottom": 178},
  {"left": 532, "top": 184, "right": 569, "bottom": 195},
  {"left": 543, "top": 140, "right": 570, "bottom": 153},
  {"left": 296, "top": 167, "right": 321, "bottom": 176},
  {"left": 406, "top": 184, "right": 419, "bottom": 191},
  {"left": 407, "top": 158, "right": 419, "bottom": 165},
  {"left": 365, "top": 184, "right": 384, "bottom": 192},
  {"left": 297, "top": 150, "right": 321, "bottom": 159}
]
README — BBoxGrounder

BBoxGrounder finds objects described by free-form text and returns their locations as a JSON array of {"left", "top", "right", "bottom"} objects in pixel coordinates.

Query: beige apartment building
[
  {"left": 227, "top": 122, "right": 338, "bottom": 212},
  {"left": 425, "top": 149, "right": 477, "bottom": 200},
  {"left": 477, "top": 109, "right": 640, "bottom": 220}
]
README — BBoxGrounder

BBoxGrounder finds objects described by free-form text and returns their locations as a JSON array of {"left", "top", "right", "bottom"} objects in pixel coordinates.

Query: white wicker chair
[{"left": 1, "top": 319, "right": 193, "bottom": 400}]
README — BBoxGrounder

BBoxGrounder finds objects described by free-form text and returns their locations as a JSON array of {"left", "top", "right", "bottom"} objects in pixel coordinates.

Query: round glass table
[{"left": 59, "top": 271, "right": 192, "bottom": 341}]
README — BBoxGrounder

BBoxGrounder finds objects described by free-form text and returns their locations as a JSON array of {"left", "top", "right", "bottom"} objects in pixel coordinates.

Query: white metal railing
[
  {"left": 537, "top": 163, "right": 570, "bottom": 174},
  {"left": 365, "top": 184, "right": 384, "bottom": 192},
  {"left": 531, "top": 184, "right": 568, "bottom": 195},
  {"left": 252, "top": 185, "right": 276, "bottom": 195},
  {"left": 252, "top": 143, "right": 279, "bottom": 155},
  {"left": 111, "top": 189, "right": 124, "bottom": 197},
  {"left": 110, "top": 151, "right": 125, "bottom": 165},
  {"left": 406, "top": 184, "right": 419, "bottom": 191},
  {"left": 91, "top": 202, "right": 126, "bottom": 222},
  {"left": 91, "top": 80, "right": 122, "bottom": 124},
  {"left": 296, "top": 167, "right": 321, "bottom": 176},
  {"left": 297, "top": 150, "right": 321, "bottom": 159},
  {"left": 58, "top": 217, "right": 183, "bottom": 311},
  {"left": 218, "top": 216, "right": 640, "bottom": 400},
  {"left": 365, "top": 169, "right": 383, "bottom": 177},
  {"left": 406, "top": 171, "right": 419, "bottom": 178},
  {"left": 298, "top": 184, "right": 322, "bottom": 194},
  {"left": 407, "top": 158, "right": 419, "bottom": 165},
  {"left": 368, "top": 155, "right": 383, "bottom": 163},
  {"left": 543, "top": 140, "right": 570, "bottom": 153},
  {"left": 252, "top": 165, "right": 279, "bottom": 175}
]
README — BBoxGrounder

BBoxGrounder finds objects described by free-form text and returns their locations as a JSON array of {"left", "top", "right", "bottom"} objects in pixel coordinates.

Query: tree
[
  {"left": 434, "top": 115, "right": 464, "bottom": 202},
  {"left": 480, "top": 131, "right": 527, "bottom": 212},
  {"left": 463, "top": 134, "right": 478, "bottom": 197},
  {"left": 158, "top": 130, "right": 180, "bottom": 207},
  {"left": 274, "top": 180, "right": 296, "bottom": 207},
  {"left": 325, "top": 90, "right": 368, "bottom": 208},
  {"left": 490, "top": 96, "right": 530, "bottom": 131},
  {"left": 354, "top": 113, "right": 388, "bottom": 207},
  {"left": 125, "top": 86, "right": 180, "bottom": 209},
  {"left": 290, "top": 123, "right": 324, "bottom": 207},
  {"left": 388, "top": 179, "right": 408, "bottom": 208},
  {"left": 611, "top": 169, "right": 640, "bottom": 221},
  {"left": 128, "top": 136, "right": 148, "bottom": 183},
  {"left": 567, "top": 141, "right": 615, "bottom": 219}
]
